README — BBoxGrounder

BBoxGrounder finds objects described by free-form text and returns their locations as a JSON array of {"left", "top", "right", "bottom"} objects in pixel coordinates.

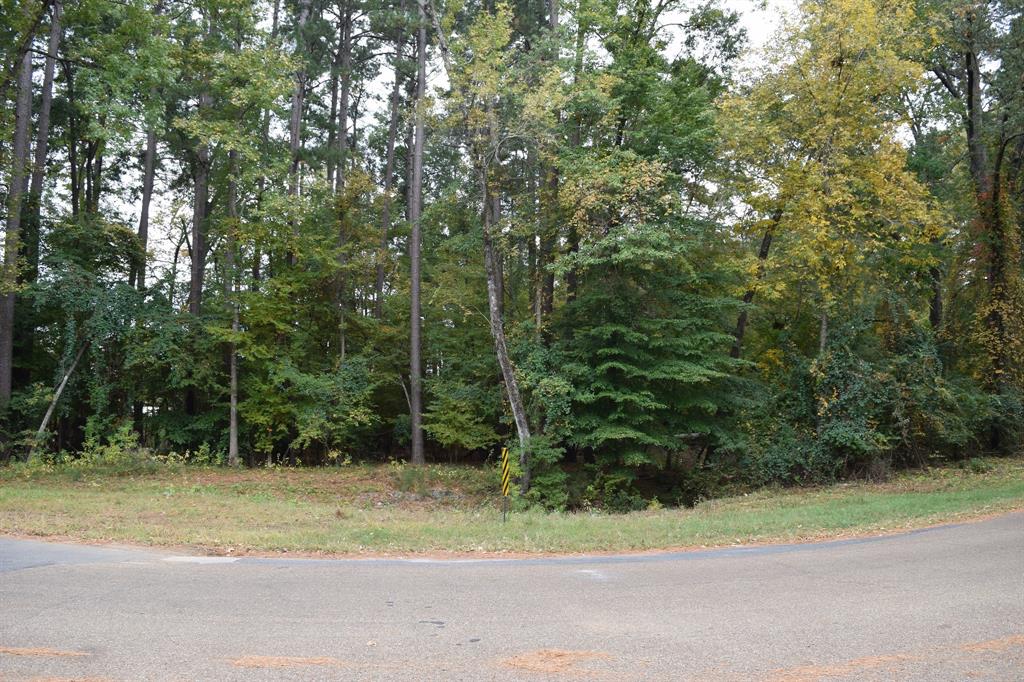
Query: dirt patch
[
  {"left": 229, "top": 655, "right": 346, "bottom": 669},
  {"left": 501, "top": 649, "right": 612, "bottom": 675},
  {"left": 25, "top": 678, "right": 112, "bottom": 682},
  {"left": 961, "top": 634, "right": 1024, "bottom": 652},
  {"left": 0, "top": 646, "right": 91, "bottom": 657},
  {"left": 767, "top": 654, "right": 917, "bottom": 681},
  {"left": 25, "top": 678, "right": 111, "bottom": 682}
]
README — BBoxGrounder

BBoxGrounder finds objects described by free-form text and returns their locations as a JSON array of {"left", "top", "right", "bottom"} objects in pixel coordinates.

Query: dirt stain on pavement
[
  {"left": 960, "top": 634, "right": 1024, "bottom": 652},
  {"left": 26, "top": 678, "right": 112, "bottom": 682},
  {"left": 501, "top": 649, "right": 613, "bottom": 676},
  {"left": 0, "top": 647, "right": 91, "bottom": 658},
  {"left": 765, "top": 654, "right": 917, "bottom": 681},
  {"left": 230, "top": 655, "right": 348, "bottom": 668},
  {"left": 763, "top": 633, "right": 1024, "bottom": 681}
]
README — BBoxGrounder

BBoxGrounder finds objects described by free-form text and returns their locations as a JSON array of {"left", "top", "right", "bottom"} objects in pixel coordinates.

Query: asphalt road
[{"left": 1, "top": 513, "right": 1022, "bottom": 681}]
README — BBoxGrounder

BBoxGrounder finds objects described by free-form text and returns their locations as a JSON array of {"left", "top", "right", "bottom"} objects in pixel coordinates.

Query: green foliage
[
  {"left": 423, "top": 382, "right": 501, "bottom": 452},
  {"left": 547, "top": 216, "right": 742, "bottom": 505},
  {"left": 3, "top": 0, "right": 1020, "bottom": 510}
]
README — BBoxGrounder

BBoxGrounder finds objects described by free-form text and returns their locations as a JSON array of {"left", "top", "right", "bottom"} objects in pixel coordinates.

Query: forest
[{"left": 1, "top": 0, "right": 1021, "bottom": 510}]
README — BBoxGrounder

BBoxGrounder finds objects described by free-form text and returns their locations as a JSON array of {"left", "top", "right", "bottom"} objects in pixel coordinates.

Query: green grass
[{"left": 0, "top": 457, "right": 1022, "bottom": 555}]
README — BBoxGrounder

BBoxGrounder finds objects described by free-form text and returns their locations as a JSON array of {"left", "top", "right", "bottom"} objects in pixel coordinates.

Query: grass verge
[{"left": 1, "top": 457, "right": 1022, "bottom": 556}]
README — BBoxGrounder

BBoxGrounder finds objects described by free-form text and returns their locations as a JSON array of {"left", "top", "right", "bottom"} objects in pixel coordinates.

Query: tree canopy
[{"left": 2, "top": 0, "right": 1021, "bottom": 509}]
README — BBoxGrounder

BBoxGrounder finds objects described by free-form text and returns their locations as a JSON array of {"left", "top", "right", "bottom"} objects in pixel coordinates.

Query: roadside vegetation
[
  {"left": 1, "top": 453, "right": 1020, "bottom": 556},
  {"left": 3, "top": 0, "right": 1023, "bottom": 515}
]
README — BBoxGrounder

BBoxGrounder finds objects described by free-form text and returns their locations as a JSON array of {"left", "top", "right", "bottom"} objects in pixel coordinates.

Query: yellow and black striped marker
[
  {"left": 500, "top": 447, "right": 510, "bottom": 522},
  {"left": 501, "top": 447, "right": 511, "bottom": 497}
]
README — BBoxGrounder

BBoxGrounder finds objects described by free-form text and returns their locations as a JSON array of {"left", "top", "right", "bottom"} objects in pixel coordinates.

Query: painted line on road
[{"left": 163, "top": 556, "right": 239, "bottom": 564}]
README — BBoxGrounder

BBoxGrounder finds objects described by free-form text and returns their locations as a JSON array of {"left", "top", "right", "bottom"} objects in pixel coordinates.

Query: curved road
[{"left": 1, "top": 513, "right": 1022, "bottom": 681}]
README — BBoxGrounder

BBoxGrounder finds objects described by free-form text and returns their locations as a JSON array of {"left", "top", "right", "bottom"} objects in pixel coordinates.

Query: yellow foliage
[{"left": 720, "top": 0, "right": 942, "bottom": 313}]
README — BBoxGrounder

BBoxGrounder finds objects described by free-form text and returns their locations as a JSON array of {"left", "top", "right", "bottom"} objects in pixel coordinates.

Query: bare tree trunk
[
  {"left": 252, "top": 0, "right": 280, "bottom": 290},
  {"left": 326, "top": 64, "right": 339, "bottom": 189},
  {"left": 91, "top": 130, "right": 104, "bottom": 212},
  {"left": 964, "top": 50, "right": 991, "bottom": 200},
  {"left": 287, "top": 0, "right": 311, "bottom": 267},
  {"left": 818, "top": 310, "right": 829, "bottom": 356},
  {"left": 959, "top": 26, "right": 1012, "bottom": 402},
  {"left": 226, "top": 150, "right": 240, "bottom": 467},
  {"left": 928, "top": 264, "right": 943, "bottom": 330},
  {"left": 188, "top": 92, "right": 212, "bottom": 318},
  {"left": 403, "top": 76, "right": 416, "bottom": 224},
  {"left": 0, "top": 0, "right": 51, "bottom": 101},
  {"left": 62, "top": 60, "right": 80, "bottom": 217},
  {"left": 564, "top": 10, "right": 587, "bottom": 304},
  {"left": 538, "top": 0, "right": 559, "bottom": 326},
  {"left": 482, "top": 171, "right": 531, "bottom": 491},
  {"left": 1, "top": 49, "right": 33, "bottom": 409},
  {"left": 133, "top": 125, "right": 158, "bottom": 290},
  {"left": 31, "top": 341, "right": 89, "bottom": 457},
  {"left": 408, "top": 1, "right": 427, "bottom": 465},
  {"left": 730, "top": 210, "right": 781, "bottom": 359},
  {"left": 527, "top": 150, "right": 541, "bottom": 335},
  {"left": 492, "top": 192, "right": 504, "bottom": 317},
  {"left": 24, "top": 0, "right": 61, "bottom": 284},
  {"left": 334, "top": 1, "right": 353, "bottom": 359},
  {"left": 335, "top": 2, "right": 352, "bottom": 193},
  {"left": 185, "top": 86, "right": 211, "bottom": 418},
  {"left": 376, "top": 25, "right": 404, "bottom": 319}
]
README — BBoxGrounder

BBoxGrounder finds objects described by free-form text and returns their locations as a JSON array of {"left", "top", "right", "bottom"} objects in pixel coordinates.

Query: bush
[{"left": 522, "top": 436, "right": 569, "bottom": 511}]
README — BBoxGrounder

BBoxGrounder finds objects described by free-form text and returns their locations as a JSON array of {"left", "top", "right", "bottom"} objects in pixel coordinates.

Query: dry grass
[{"left": 1, "top": 457, "right": 1022, "bottom": 555}]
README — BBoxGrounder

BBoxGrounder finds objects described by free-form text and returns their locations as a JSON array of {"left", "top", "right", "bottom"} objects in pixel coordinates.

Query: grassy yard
[{"left": 0, "top": 457, "right": 1022, "bottom": 556}]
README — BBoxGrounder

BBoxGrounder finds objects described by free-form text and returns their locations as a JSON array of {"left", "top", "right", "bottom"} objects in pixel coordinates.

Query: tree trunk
[
  {"left": 0, "top": 0, "right": 51, "bottom": 102},
  {"left": 408, "top": 1, "right": 427, "bottom": 465},
  {"left": 226, "top": 150, "right": 240, "bottom": 467},
  {"left": 326, "top": 64, "right": 339, "bottom": 189},
  {"left": 24, "top": 0, "right": 62, "bottom": 284},
  {"left": 287, "top": 0, "right": 311, "bottom": 266},
  {"left": 964, "top": 49, "right": 991, "bottom": 200},
  {"left": 63, "top": 61, "right": 80, "bottom": 217},
  {"left": 188, "top": 92, "right": 212, "bottom": 318},
  {"left": 928, "top": 264, "right": 943, "bottom": 330},
  {"left": 375, "top": 25, "right": 404, "bottom": 319},
  {"left": 133, "top": 124, "right": 158, "bottom": 290},
  {"left": 335, "top": 2, "right": 352, "bottom": 193},
  {"left": 91, "top": 131, "right": 104, "bottom": 212},
  {"left": 334, "top": 1, "right": 353, "bottom": 358},
  {"left": 961, "top": 33, "right": 1013, "bottom": 400},
  {"left": 538, "top": 0, "right": 560, "bottom": 325},
  {"left": 482, "top": 171, "right": 531, "bottom": 491},
  {"left": 527, "top": 150, "right": 541, "bottom": 335},
  {"left": 252, "top": 0, "right": 280, "bottom": 290},
  {"left": 564, "top": 11, "right": 587, "bottom": 304},
  {"left": 1, "top": 49, "right": 33, "bottom": 409},
  {"left": 818, "top": 310, "right": 829, "bottom": 356},
  {"left": 185, "top": 87, "right": 211, "bottom": 418},
  {"left": 730, "top": 210, "right": 780, "bottom": 359},
  {"left": 31, "top": 341, "right": 89, "bottom": 458}
]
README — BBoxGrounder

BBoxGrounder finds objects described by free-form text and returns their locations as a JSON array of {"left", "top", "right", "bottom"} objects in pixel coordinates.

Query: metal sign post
[{"left": 500, "top": 447, "right": 510, "bottom": 523}]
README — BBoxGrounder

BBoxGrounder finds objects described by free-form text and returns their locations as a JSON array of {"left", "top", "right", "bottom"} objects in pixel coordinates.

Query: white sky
[{"left": 726, "top": 0, "right": 791, "bottom": 57}]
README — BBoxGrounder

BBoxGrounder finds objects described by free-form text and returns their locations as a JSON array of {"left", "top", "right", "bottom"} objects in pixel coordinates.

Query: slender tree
[
  {"left": 375, "top": 15, "right": 404, "bottom": 318},
  {"left": 408, "top": 0, "right": 426, "bottom": 464},
  {"left": 1, "top": 50, "right": 34, "bottom": 409}
]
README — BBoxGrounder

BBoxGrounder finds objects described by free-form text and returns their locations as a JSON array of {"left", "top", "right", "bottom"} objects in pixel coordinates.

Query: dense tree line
[{"left": 1, "top": 0, "right": 1021, "bottom": 509}]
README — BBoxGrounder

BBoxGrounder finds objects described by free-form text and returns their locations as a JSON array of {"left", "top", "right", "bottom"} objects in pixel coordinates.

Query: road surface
[{"left": 2, "top": 513, "right": 1023, "bottom": 680}]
